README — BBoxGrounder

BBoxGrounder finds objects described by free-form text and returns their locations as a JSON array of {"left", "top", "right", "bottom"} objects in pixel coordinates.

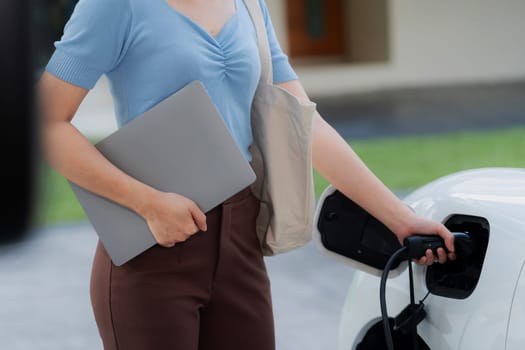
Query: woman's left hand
[{"left": 394, "top": 212, "right": 456, "bottom": 266}]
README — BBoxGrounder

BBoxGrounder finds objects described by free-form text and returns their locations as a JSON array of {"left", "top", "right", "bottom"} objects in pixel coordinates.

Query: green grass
[
  {"left": 34, "top": 127, "right": 525, "bottom": 227},
  {"left": 313, "top": 127, "right": 525, "bottom": 196},
  {"left": 34, "top": 162, "right": 86, "bottom": 226}
]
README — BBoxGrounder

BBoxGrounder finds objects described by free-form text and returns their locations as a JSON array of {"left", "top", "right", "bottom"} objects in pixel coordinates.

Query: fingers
[
  {"left": 153, "top": 219, "right": 198, "bottom": 247},
  {"left": 416, "top": 249, "right": 433, "bottom": 266},
  {"left": 156, "top": 238, "right": 178, "bottom": 248},
  {"left": 163, "top": 205, "right": 204, "bottom": 246},
  {"left": 437, "top": 223, "right": 455, "bottom": 253},
  {"left": 425, "top": 249, "right": 434, "bottom": 265},
  {"left": 436, "top": 223, "right": 457, "bottom": 261},
  {"left": 406, "top": 216, "right": 458, "bottom": 266},
  {"left": 416, "top": 248, "right": 447, "bottom": 266},
  {"left": 189, "top": 203, "right": 207, "bottom": 232},
  {"left": 145, "top": 193, "right": 207, "bottom": 248},
  {"left": 152, "top": 218, "right": 200, "bottom": 248},
  {"left": 436, "top": 247, "right": 447, "bottom": 264},
  {"left": 157, "top": 230, "right": 192, "bottom": 248},
  {"left": 417, "top": 256, "right": 428, "bottom": 265}
]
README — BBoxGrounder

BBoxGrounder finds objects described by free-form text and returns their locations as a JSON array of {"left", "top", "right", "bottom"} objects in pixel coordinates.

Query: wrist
[
  {"left": 386, "top": 205, "right": 417, "bottom": 243},
  {"left": 129, "top": 184, "right": 161, "bottom": 219}
]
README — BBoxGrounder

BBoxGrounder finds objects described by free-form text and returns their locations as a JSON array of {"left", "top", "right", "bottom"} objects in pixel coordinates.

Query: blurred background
[{"left": 2, "top": 0, "right": 525, "bottom": 349}]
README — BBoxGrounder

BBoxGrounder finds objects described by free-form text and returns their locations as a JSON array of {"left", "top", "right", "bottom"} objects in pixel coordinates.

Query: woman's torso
[{"left": 107, "top": 0, "right": 261, "bottom": 160}]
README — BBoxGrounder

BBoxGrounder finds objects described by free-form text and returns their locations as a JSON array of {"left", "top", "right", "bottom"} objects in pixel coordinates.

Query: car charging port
[{"left": 426, "top": 215, "right": 490, "bottom": 299}]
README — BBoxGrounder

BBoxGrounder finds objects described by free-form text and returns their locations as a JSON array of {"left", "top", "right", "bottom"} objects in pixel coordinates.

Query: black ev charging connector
[
  {"left": 404, "top": 232, "right": 472, "bottom": 260},
  {"left": 380, "top": 232, "right": 472, "bottom": 350}
]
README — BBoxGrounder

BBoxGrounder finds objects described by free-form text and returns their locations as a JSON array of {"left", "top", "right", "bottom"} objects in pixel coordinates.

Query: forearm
[
  {"left": 38, "top": 71, "right": 158, "bottom": 217},
  {"left": 311, "top": 113, "right": 414, "bottom": 237},
  {"left": 42, "top": 121, "right": 157, "bottom": 217},
  {"left": 276, "top": 80, "right": 414, "bottom": 237},
  {"left": 39, "top": 72, "right": 207, "bottom": 246},
  {"left": 277, "top": 79, "right": 454, "bottom": 257}
]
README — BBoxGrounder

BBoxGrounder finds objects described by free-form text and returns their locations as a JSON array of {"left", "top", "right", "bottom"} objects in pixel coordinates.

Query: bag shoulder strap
[{"left": 243, "top": 0, "right": 273, "bottom": 85}]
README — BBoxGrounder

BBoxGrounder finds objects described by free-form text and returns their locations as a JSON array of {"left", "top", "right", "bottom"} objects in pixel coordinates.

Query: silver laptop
[{"left": 70, "top": 81, "right": 256, "bottom": 266}]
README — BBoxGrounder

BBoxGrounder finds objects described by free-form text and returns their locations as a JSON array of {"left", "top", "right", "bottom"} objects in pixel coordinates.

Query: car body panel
[
  {"left": 319, "top": 168, "right": 525, "bottom": 349},
  {"left": 406, "top": 169, "right": 525, "bottom": 349},
  {"left": 506, "top": 260, "right": 525, "bottom": 350}
]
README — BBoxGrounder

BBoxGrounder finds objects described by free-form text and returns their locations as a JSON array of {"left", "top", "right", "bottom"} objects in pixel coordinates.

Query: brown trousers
[{"left": 90, "top": 187, "right": 275, "bottom": 350}]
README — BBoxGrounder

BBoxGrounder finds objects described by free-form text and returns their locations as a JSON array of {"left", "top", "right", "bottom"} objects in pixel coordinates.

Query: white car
[{"left": 315, "top": 168, "right": 525, "bottom": 350}]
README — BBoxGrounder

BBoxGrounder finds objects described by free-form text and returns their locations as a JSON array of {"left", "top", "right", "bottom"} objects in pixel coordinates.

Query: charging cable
[
  {"left": 380, "top": 232, "right": 471, "bottom": 349},
  {"left": 380, "top": 246, "right": 408, "bottom": 350},
  {"left": 380, "top": 233, "right": 469, "bottom": 350}
]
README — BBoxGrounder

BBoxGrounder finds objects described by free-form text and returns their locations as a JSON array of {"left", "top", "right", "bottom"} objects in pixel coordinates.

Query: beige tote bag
[{"left": 244, "top": 0, "right": 317, "bottom": 255}]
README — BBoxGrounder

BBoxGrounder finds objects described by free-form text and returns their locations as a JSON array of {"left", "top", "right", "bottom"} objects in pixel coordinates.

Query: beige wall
[
  {"left": 265, "top": 1, "right": 289, "bottom": 50},
  {"left": 265, "top": 0, "right": 525, "bottom": 97}
]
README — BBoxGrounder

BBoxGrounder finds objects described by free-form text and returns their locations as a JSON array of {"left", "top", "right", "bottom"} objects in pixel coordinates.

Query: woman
[{"left": 39, "top": 0, "right": 455, "bottom": 349}]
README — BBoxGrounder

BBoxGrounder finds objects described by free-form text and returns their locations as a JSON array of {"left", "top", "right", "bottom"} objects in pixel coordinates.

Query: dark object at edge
[{"left": 0, "top": 0, "right": 35, "bottom": 242}]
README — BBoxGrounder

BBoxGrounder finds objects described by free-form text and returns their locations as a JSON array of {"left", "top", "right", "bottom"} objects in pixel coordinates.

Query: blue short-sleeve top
[{"left": 46, "top": 0, "right": 298, "bottom": 161}]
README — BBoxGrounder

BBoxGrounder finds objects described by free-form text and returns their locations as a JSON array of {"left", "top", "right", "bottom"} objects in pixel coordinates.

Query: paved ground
[
  {"left": 0, "top": 224, "right": 355, "bottom": 350},
  {"left": 1, "top": 79, "right": 524, "bottom": 350}
]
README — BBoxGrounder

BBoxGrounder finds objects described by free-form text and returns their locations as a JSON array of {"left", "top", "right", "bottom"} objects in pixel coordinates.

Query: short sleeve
[
  {"left": 45, "top": 0, "right": 133, "bottom": 89},
  {"left": 259, "top": 0, "right": 298, "bottom": 84}
]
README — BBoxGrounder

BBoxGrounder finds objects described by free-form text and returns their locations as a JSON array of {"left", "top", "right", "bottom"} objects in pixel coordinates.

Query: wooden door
[{"left": 286, "top": 0, "right": 345, "bottom": 58}]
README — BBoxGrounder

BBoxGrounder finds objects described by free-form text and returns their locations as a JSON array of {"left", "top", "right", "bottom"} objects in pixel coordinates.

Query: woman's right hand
[
  {"left": 139, "top": 190, "right": 207, "bottom": 247},
  {"left": 38, "top": 72, "right": 207, "bottom": 247}
]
